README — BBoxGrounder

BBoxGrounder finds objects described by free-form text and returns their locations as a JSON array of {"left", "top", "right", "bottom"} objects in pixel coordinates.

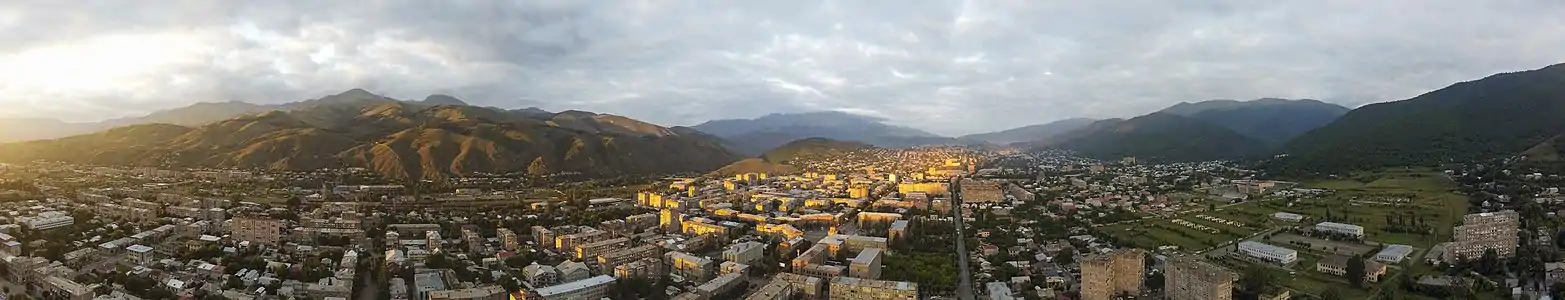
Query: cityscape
[{"left": 2, "top": 1, "right": 1564, "bottom": 300}]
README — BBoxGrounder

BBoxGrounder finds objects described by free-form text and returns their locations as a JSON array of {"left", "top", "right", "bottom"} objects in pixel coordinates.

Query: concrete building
[
  {"left": 745, "top": 278, "right": 795, "bottom": 300},
  {"left": 1450, "top": 210, "right": 1520, "bottom": 260},
  {"left": 660, "top": 208, "right": 683, "bottom": 233},
  {"left": 856, "top": 212, "right": 902, "bottom": 227},
  {"left": 522, "top": 264, "right": 560, "bottom": 288},
  {"left": 126, "top": 244, "right": 155, "bottom": 265},
  {"left": 1166, "top": 256, "right": 1237, "bottom": 300},
  {"left": 1079, "top": 249, "right": 1145, "bottom": 300},
  {"left": 694, "top": 273, "right": 744, "bottom": 298},
  {"left": 887, "top": 220, "right": 909, "bottom": 243},
  {"left": 573, "top": 237, "right": 629, "bottom": 261},
  {"left": 527, "top": 275, "right": 615, "bottom": 300},
  {"left": 828, "top": 277, "right": 918, "bottom": 300},
  {"left": 498, "top": 229, "right": 520, "bottom": 251},
  {"left": 667, "top": 251, "right": 715, "bottom": 282},
  {"left": 849, "top": 247, "right": 884, "bottom": 279},
  {"left": 425, "top": 285, "right": 507, "bottom": 300},
  {"left": 773, "top": 273, "right": 824, "bottom": 299},
  {"left": 722, "top": 241, "right": 765, "bottom": 265},
  {"left": 554, "top": 230, "right": 608, "bottom": 254},
  {"left": 1314, "top": 222, "right": 1365, "bottom": 238},
  {"left": 19, "top": 211, "right": 74, "bottom": 230},
  {"left": 598, "top": 244, "right": 665, "bottom": 273},
  {"left": 556, "top": 261, "right": 590, "bottom": 282},
  {"left": 232, "top": 217, "right": 283, "bottom": 247},
  {"left": 613, "top": 257, "right": 663, "bottom": 280},
  {"left": 1237, "top": 241, "right": 1298, "bottom": 265},
  {"left": 1317, "top": 255, "right": 1387, "bottom": 283}
]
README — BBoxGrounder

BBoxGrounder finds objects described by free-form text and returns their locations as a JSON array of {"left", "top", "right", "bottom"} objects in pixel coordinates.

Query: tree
[
  {"left": 1239, "top": 265, "right": 1275, "bottom": 299},
  {"left": 1054, "top": 250, "right": 1074, "bottom": 265},
  {"left": 1347, "top": 257, "right": 1367, "bottom": 287}
]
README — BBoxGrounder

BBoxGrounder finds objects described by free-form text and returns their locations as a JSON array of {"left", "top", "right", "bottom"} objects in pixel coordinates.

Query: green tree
[
  {"left": 1054, "top": 250, "right": 1074, "bottom": 265},
  {"left": 1321, "top": 287, "right": 1344, "bottom": 300},
  {"left": 1347, "top": 257, "right": 1367, "bottom": 287}
]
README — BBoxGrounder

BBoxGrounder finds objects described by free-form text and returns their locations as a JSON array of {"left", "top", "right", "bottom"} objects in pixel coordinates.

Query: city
[{"left": 2, "top": 2, "right": 1565, "bottom": 300}]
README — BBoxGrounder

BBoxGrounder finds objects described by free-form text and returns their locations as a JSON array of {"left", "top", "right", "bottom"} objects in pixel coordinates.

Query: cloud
[{"left": 1, "top": 0, "right": 1562, "bottom": 136}]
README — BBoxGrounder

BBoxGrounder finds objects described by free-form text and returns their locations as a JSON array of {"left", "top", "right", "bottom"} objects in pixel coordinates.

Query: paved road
[{"left": 951, "top": 176, "right": 975, "bottom": 300}]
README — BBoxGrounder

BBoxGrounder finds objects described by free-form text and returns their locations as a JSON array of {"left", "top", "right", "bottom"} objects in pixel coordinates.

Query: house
[
  {"left": 1316, "top": 255, "right": 1386, "bottom": 283},
  {"left": 1374, "top": 245, "right": 1414, "bottom": 263}
]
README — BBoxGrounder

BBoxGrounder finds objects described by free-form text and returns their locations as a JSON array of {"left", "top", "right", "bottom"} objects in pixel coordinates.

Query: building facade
[
  {"left": 1166, "top": 256, "right": 1237, "bottom": 300},
  {"left": 1450, "top": 210, "right": 1520, "bottom": 259},
  {"left": 828, "top": 277, "right": 918, "bottom": 300},
  {"left": 1079, "top": 249, "right": 1145, "bottom": 300}
]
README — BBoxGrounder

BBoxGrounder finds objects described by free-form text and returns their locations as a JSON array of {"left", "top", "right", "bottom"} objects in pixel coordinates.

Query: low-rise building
[
  {"left": 527, "top": 275, "right": 615, "bottom": 300},
  {"left": 1237, "top": 241, "right": 1297, "bottom": 265},
  {"left": 1374, "top": 244, "right": 1414, "bottom": 263},
  {"left": 828, "top": 277, "right": 918, "bottom": 300},
  {"left": 1314, "top": 222, "right": 1365, "bottom": 238},
  {"left": 849, "top": 247, "right": 884, "bottom": 279},
  {"left": 722, "top": 241, "right": 765, "bottom": 265}
]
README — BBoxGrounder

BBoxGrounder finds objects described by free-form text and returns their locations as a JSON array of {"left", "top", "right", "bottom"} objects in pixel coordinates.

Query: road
[{"left": 951, "top": 176, "right": 975, "bottom": 300}]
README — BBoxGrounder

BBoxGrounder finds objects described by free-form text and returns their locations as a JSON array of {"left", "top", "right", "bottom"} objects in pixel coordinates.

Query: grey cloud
[{"left": 0, "top": 0, "right": 1562, "bottom": 135}]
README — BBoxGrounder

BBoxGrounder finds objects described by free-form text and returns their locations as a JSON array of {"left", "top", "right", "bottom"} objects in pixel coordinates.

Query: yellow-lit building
[
  {"left": 828, "top": 277, "right": 917, "bottom": 300},
  {"left": 896, "top": 182, "right": 948, "bottom": 196},
  {"left": 681, "top": 220, "right": 729, "bottom": 237},
  {"left": 757, "top": 224, "right": 805, "bottom": 240}
]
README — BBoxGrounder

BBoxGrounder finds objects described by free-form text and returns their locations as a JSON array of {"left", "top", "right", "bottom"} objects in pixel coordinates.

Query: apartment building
[
  {"left": 231, "top": 217, "right": 283, "bottom": 247},
  {"left": 828, "top": 277, "right": 918, "bottom": 300},
  {"left": 1080, "top": 249, "right": 1145, "bottom": 300},
  {"left": 849, "top": 248, "right": 884, "bottom": 279},
  {"left": 1166, "top": 256, "right": 1237, "bottom": 300},
  {"left": 573, "top": 237, "right": 629, "bottom": 261},
  {"left": 774, "top": 273, "right": 824, "bottom": 299},
  {"left": 498, "top": 229, "right": 520, "bottom": 251},
  {"left": 613, "top": 257, "right": 663, "bottom": 280},
  {"left": 19, "top": 211, "right": 74, "bottom": 230},
  {"left": 599, "top": 244, "right": 666, "bottom": 273},
  {"left": 666, "top": 251, "right": 715, "bottom": 282},
  {"left": 526, "top": 275, "right": 615, "bottom": 300},
  {"left": 722, "top": 241, "right": 766, "bottom": 265},
  {"left": 1450, "top": 210, "right": 1520, "bottom": 259}
]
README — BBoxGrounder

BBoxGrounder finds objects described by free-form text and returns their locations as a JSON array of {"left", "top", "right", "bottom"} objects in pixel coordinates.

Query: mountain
[
  {"left": 691, "top": 111, "right": 961, "bottom": 155},
  {"left": 1277, "top": 63, "right": 1565, "bottom": 174},
  {"left": 714, "top": 137, "right": 870, "bottom": 175},
  {"left": 1158, "top": 98, "right": 1350, "bottom": 146},
  {"left": 960, "top": 118, "right": 1098, "bottom": 144},
  {"left": 0, "top": 90, "right": 742, "bottom": 181},
  {"left": 1030, "top": 113, "right": 1267, "bottom": 162}
]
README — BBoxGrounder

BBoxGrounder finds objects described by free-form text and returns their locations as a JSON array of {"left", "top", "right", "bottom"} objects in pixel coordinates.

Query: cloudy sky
[{"left": 2, "top": 0, "right": 1562, "bottom": 136}]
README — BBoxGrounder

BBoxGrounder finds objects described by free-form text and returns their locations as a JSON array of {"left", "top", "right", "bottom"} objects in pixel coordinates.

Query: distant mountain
[
  {"left": 0, "top": 89, "right": 741, "bottom": 181},
  {"left": 0, "top": 89, "right": 492, "bottom": 143},
  {"left": 691, "top": 111, "right": 963, "bottom": 155},
  {"left": 714, "top": 137, "right": 870, "bottom": 175},
  {"left": 1030, "top": 113, "right": 1267, "bottom": 162},
  {"left": 960, "top": 118, "right": 1098, "bottom": 145},
  {"left": 1159, "top": 98, "right": 1350, "bottom": 146},
  {"left": 1277, "top": 63, "right": 1565, "bottom": 175}
]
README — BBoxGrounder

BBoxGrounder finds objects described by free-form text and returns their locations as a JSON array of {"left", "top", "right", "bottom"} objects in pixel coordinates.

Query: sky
[{"left": 2, "top": 1, "right": 1563, "bottom": 136}]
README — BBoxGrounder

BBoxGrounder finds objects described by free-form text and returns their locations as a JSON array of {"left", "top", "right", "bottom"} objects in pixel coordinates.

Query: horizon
[{"left": 2, "top": 1, "right": 1563, "bottom": 136}]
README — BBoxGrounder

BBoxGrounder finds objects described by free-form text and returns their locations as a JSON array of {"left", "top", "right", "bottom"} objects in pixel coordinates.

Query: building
[
  {"left": 1450, "top": 210, "right": 1520, "bottom": 260},
  {"left": 1375, "top": 244, "right": 1414, "bottom": 263},
  {"left": 986, "top": 281, "right": 1015, "bottom": 300},
  {"left": 773, "top": 273, "right": 824, "bottom": 299},
  {"left": 959, "top": 179, "right": 1005, "bottom": 203},
  {"left": 425, "top": 285, "right": 508, "bottom": 300},
  {"left": 757, "top": 224, "right": 805, "bottom": 240},
  {"left": 554, "top": 230, "right": 608, "bottom": 254},
  {"left": 426, "top": 230, "right": 443, "bottom": 253},
  {"left": 574, "top": 237, "right": 629, "bottom": 261},
  {"left": 1237, "top": 241, "right": 1298, "bottom": 265},
  {"left": 498, "top": 229, "right": 520, "bottom": 251},
  {"left": 682, "top": 220, "right": 730, "bottom": 238},
  {"left": 1316, "top": 255, "right": 1387, "bottom": 283},
  {"left": 849, "top": 248, "right": 884, "bottom": 279},
  {"left": 1079, "top": 249, "right": 1146, "bottom": 300},
  {"left": 722, "top": 241, "right": 765, "bottom": 265},
  {"left": 232, "top": 217, "right": 283, "bottom": 247},
  {"left": 556, "top": 261, "right": 590, "bottom": 282},
  {"left": 896, "top": 183, "right": 948, "bottom": 196},
  {"left": 527, "top": 275, "right": 615, "bottom": 300},
  {"left": 720, "top": 261, "right": 751, "bottom": 276},
  {"left": 613, "top": 257, "right": 663, "bottom": 280},
  {"left": 694, "top": 273, "right": 745, "bottom": 298},
  {"left": 19, "top": 211, "right": 74, "bottom": 230},
  {"left": 745, "top": 278, "right": 795, "bottom": 300},
  {"left": 818, "top": 234, "right": 889, "bottom": 258},
  {"left": 667, "top": 251, "right": 715, "bottom": 282},
  {"left": 126, "top": 244, "right": 155, "bottom": 265},
  {"left": 1314, "top": 222, "right": 1365, "bottom": 238},
  {"left": 828, "top": 277, "right": 918, "bottom": 300},
  {"left": 522, "top": 264, "right": 560, "bottom": 288},
  {"left": 598, "top": 244, "right": 665, "bottom": 273},
  {"left": 1166, "top": 256, "right": 1237, "bottom": 300},
  {"left": 1271, "top": 212, "right": 1304, "bottom": 222},
  {"left": 660, "top": 209, "right": 683, "bottom": 233},
  {"left": 856, "top": 212, "right": 902, "bottom": 227},
  {"left": 887, "top": 220, "right": 909, "bottom": 243}
]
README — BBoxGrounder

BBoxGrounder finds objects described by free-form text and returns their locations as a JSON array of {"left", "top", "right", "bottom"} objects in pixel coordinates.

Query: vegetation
[{"left": 1040, "top": 113, "right": 1268, "bottom": 162}]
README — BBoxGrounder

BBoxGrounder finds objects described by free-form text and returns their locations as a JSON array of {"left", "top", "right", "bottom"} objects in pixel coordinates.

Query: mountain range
[
  {"left": 958, "top": 118, "right": 1099, "bottom": 145},
  {"left": 691, "top": 111, "right": 971, "bottom": 155},
  {"left": 1013, "top": 98, "right": 1348, "bottom": 162},
  {"left": 1275, "top": 63, "right": 1565, "bottom": 175},
  {"left": 0, "top": 89, "right": 741, "bottom": 181}
]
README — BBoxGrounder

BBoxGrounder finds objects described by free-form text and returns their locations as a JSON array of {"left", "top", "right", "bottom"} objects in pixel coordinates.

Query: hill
[
  {"left": 714, "top": 138, "right": 870, "bottom": 175},
  {"left": 691, "top": 111, "right": 962, "bottom": 154},
  {"left": 959, "top": 118, "right": 1098, "bottom": 145},
  {"left": 1159, "top": 98, "right": 1350, "bottom": 146},
  {"left": 1277, "top": 63, "right": 1565, "bottom": 175},
  {"left": 0, "top": 90, "right": 742, "bottom": 181},
  {"left": 1032, "top": 113, "right": 1267, "bottom": 162}
]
